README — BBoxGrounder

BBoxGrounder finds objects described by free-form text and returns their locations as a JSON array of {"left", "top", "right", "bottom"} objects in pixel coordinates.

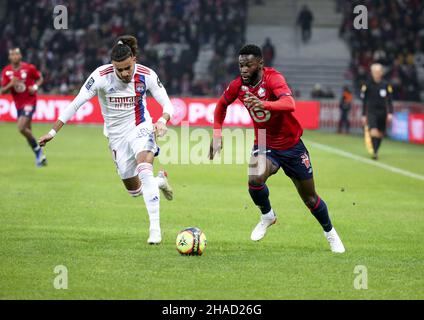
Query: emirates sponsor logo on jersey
[{"left": 108, "top": 96, "right": 136, "bottom": 109}]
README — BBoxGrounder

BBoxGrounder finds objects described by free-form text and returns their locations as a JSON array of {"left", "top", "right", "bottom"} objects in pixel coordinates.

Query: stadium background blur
[
  {"left": 2, "top": 0, "right": 423, "bottom": 141},
  {"left": 0, "top": 0, "right": 422, "bottom": 100},
  {"left": 1, "top": 0, "right": 423, "bottom": 140},
  {"left": 1, "top": 0, "right": 424, "bottom": 300}
]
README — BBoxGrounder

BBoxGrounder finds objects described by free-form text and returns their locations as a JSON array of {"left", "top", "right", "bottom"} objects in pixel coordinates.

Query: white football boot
[
  {"left": 157, "top": 170, "right": 173, "bottom": 201},
  {"left": 250, "top": 210, "right": 277, "bottom": 241},
  {"left": 147, "top": 228, "right": 162, "bottom": 245},
  {"left": 324, "top": 228, "right": 345, "bottom": 253}
]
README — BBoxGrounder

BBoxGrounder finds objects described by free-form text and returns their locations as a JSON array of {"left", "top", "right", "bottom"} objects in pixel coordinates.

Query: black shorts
[
  {"left": 252, "top": 139, "right": 313, "bottom": 181},
  {"left": 17, "top": 106, "right": 36, "bottom": 119},
  {"left": 367, "top": 113, "right": 386, "bottom": 132}
]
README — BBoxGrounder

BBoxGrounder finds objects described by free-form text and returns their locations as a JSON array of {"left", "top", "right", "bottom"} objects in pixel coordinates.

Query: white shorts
[{"left": 108, "top": 123, "right": 159, "bottom": 179}]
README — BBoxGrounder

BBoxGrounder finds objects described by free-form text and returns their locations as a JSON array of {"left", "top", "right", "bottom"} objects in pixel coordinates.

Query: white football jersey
[{"left": 58, "top": 63, "right": 174, "bottom": 138}]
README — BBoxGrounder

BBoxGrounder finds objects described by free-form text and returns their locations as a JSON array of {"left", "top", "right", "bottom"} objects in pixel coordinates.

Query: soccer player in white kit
[{"left": 39, "top": 36, "right": 174, "bottom": 244}]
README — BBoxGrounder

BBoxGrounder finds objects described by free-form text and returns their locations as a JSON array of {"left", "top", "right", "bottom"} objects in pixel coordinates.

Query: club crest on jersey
[
  {"left": 21, "top": 71, "right": 27, "bottom": 79},
  {"left": 258, "top": 87, "right": 266, "bottom": 98},
  {"left": 136, "top": 82, "right": 146, "bottom": 94},
  {"left": 241, "top": 85, "right": 249, "bottom": 92},
  {"left": 301, "top": 153, "right": 311, "bottom": 169}
]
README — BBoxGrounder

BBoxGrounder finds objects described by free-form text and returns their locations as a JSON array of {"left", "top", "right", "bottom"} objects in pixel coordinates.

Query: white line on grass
[{"left": 304, "top": 140, "right": 424, "bottom": 182}]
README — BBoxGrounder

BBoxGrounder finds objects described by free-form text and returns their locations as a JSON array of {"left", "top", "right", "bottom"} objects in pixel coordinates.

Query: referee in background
[{"left": 360, "top": 63, "right": 393, "bottom": 160}]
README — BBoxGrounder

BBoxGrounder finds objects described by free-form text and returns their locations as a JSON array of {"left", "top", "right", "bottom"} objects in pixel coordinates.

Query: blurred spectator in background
[
  {"left": 0, "top": 0, "right": 247, "bottom": 97},
  {"left": 297, "top": 5, "right": 314, "bottom": 43},
  {"left": 262, "top": 37, "right": 275, "bottom": 67},
  {"left": 338, "top": 86, "right": 353, "bottom": 134},
  {"left": 340, "top": 0, "right": 423, "bottom": 101},
  {"left": 311, "top": 83, "right": 325, "bottom": 98}
]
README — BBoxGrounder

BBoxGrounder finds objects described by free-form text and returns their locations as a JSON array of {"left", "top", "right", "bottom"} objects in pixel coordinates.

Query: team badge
[
  {"left": 258, "top": 87, "right": 266, "bottom": 98},
  {"left": 379, "top": 89, "right": 387, "bottom": 97},
  {"left": 301, "top": 153, "right": 311, "bottom": 169},
  {"left": 136, "top": 82, "right": 146, "bottom": 94},
  {"left": 241, "top": 85, "right": 249, "bottom": 92},
  {"left": 21, "top": 71, "right": 27, "bottom": 79}
]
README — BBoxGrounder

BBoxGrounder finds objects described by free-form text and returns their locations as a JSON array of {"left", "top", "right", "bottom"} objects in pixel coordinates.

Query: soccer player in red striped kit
[
  {"left": 1, "top": 48, "right": 46, "bottom": 166},
  {"left": 209, "top": 44, "right": 345, "bottom": 253}
]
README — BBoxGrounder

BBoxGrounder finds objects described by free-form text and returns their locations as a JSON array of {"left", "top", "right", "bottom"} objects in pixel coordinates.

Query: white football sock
[
  {"left": 262, "top": 209, "right": 275, "bottom": 220},
  {"left": 137, "top": 163, "right": 160, "bottom": 230}
]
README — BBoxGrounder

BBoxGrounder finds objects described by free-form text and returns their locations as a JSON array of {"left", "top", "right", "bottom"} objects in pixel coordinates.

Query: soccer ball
[{"left": 176, "top": 227, "right": 207, "bottom": 256}]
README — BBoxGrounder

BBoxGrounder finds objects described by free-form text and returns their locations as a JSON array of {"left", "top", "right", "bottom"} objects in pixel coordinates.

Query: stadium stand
[
  {"left": 340, "top": 0, "right": 424, "bottom": 102},
  {"left": 0, "top": 0, "right": 247, "bottom": 96}
]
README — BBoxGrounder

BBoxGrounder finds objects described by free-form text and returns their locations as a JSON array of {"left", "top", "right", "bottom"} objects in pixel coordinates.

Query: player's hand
[
  {"left": 244, "top": 92, "right": 264, "bottom": 109},
  {"left": 361, "top": 116, "right": 367, "bottom": 126},
  {"left": 154, "top": 121, "right": 168, "bottom": 137},
  {"left": 11, "top": 77, "right": 19, "bottom": 85},
  {"left": 387, "top": 113, "right": 393, "bottom": 123},
  {"left": 38, "top": 133, "right": 54, "bottom": 147},
  {"left": 28, "top": 85, "right": 38, "bottom": 95},
  {"left": 209, "top": 136, "right": 222, "bottom": 160}
]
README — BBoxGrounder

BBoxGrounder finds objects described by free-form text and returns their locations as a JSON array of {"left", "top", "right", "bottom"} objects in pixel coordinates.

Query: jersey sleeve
[
  {"left": 268, "top": 72, "right": 292, "bottom": 98},
  {"left": 58, "top": 70, "right": 99, "bottom": 123},
  {"left": 1, "top": 68, "right": 10, "bottom": 87},
  {"left": 213, "top": 79, "right": 240, "bottom": 134},
  {"left": 360, "top": 83, "right": 368, "bottom": 116},
  {"left": 29, "top": 64, "right": 41, "bottom": 80},
  {"left": 386, "top": 83, "right": 394, "bottom": 114},
  {"left": 146, "top": 68, "right": 174, "bottom": 119},
  {"left": 222, "top": 79, "right": 240, "bottom": 105}
]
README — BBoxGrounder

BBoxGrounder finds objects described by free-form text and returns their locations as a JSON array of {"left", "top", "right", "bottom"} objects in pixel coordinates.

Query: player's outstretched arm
[
  {"left": 38, "top": 71, "right": 98, "bottom": 147},
  {"left": 38, "top": 120, "right": 64, "bottom": 146},
  {"left": 209, "top": 95, "right": 229, "bottom": 160},
  {"left": 148, "top": 71, "right": 174, "bottom": 137}
]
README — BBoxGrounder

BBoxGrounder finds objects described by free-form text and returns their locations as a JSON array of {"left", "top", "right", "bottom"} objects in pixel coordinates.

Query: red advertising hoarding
[
  {"left": 409, "top": 113, "right": 424, "bottom": 144},
  {"left": 0, "top": 95, "right": 320, "bottom": 129}
]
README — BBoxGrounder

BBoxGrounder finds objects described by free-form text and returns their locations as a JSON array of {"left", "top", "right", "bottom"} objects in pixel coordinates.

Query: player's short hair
[
  {"left": 239, "top": 44, "right": 262, "bottom": 58},
  {"left": 9, "top": 47, "right": 21, "bottom": 53},
  {"left": 111, "top": 35, "right": 138, "bottom": 62},
  {"left": 371, "top": 63, "right": 384, "bottom": 72}
]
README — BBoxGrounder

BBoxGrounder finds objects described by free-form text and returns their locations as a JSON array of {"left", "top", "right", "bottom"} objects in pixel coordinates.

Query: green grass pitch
[{"left": 0, "top": 122, "right": 423, "bottom": 299}]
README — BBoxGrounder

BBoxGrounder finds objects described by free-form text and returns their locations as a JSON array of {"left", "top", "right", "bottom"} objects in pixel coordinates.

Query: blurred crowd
[
  {"left": 0, "top": 0, "right": 247, "bottom": 96},
  {"left": 340, "top": 0, "right": 424, "bottom": 101}
]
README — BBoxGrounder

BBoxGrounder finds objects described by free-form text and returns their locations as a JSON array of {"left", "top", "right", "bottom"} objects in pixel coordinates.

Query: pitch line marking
[{"left": 304, "top": 140, "right": 424, "bottom": 182}]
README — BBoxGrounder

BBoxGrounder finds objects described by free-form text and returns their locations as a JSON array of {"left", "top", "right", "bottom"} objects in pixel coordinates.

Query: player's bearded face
[
  {"left": 113, "top": 56, "right": 136, "bottom": 83},
  {"left": 239, "top": 55, "right": 262, "bottom": 85}
]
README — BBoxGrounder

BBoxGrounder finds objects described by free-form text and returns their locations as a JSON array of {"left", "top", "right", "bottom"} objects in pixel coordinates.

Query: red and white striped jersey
[{"left": 58, "top": 63, "right": 173, "bottom": 138}]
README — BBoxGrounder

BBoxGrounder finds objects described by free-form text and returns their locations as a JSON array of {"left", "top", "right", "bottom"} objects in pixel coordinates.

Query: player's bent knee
[
  {"left": 248, "top": 175, "right": 266, "bottom": 186},
  {"left": 304, "top": 196, "right": 318, "bottom": 210},
  {"left": 17, "top": 125, "right": 26, "bottom": 134}
]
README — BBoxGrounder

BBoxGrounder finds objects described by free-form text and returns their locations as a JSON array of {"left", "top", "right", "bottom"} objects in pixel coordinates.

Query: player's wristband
[
  {"left": 32, "top": 84, "right": 38, "bottom": 91},
  {"left": 48, "top": 129, "right": 57, "bottom": 138},
  {"left": 158, "top": 117, "right": 167, "bottom": 124}
]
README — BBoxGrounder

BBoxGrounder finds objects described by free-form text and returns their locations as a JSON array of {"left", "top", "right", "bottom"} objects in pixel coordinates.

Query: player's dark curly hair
[
  {"left": 111, "top": 35, "right": 138, "bottom": 62},
  {"left": 239, "top": 44, "right": 262, "bottom": 58}
]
